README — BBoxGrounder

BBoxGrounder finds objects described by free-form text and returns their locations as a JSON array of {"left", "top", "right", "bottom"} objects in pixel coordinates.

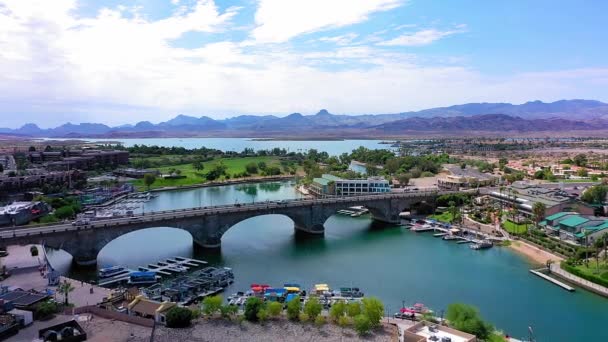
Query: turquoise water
[
  {"left": 53, "top": 137, "right": 392, "bottom": 155},
  {"left": 50, "top": 181, "right": 608, "bottom": 341}
]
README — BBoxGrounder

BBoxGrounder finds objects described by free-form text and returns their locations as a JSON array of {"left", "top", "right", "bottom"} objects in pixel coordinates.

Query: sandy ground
[
  {"left": 153, "top": 318, "right": 398, "bottom": 342},
  {"left": 508, "top": 240, "right": 562, "bottom": 265},
  {"left": 6, "top": 314, "right": 152, "bottom": 342}
]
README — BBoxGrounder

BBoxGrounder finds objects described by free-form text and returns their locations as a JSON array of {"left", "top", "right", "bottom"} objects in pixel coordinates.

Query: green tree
[
  {"left": 267, "top": 301, "right": 283, "bottom": 318},
  {"left": 58, "top": 280, "right": 75, "bottom": 306},
  {"left": 446, "top": 303, "right": 492, "bottom": 340},
  {"left": 193, "top": 160, "right": 204, "bottom": 172},
  {"left": 385, "top": 158, "right": 400, "bottom": 174},
  {"left": 286, "top": 296, "right": 301, "bottom": 320},
  {"left": 329, "top": 301, "right": 347, "bottom": 321},
  {"left": 574, "top": 154, "right": 588, "bottom": 167},
  {"left": 30, "top": 245, "right": 39, "bottom": 256},
  {"left": 202, "top": 295, "right": 223, "bottom": 316},
  {"left": 354, "top": 314, "right": 371, "bottom": 335},
  {"left": 346, "top": 301, "right": 361, "bottom": 317},
  {"left": 244, "top": 297, "right": 264, "bottom": 322},
  {"left": 577, "top": 168, "right": 589, "bottom": 177},
  {"left": 395, "top": 173, "right": 409, "bottom": 187},
  {"left": 143, "top": 174, "right": 156, "bottom": 191},
  {"left": 35, "top": 301, "right": 59, "bottom": 318},
  {"left": 257, "top": 161, "right": 267, "bottom": 170},
  {"left": 245, "top": 162, "right": 258, "bottom": 174},
  {"left": 166, "top": 307, "right": 194, "bottom": 328},
  {"left": 361, "top": 297, "right": 384, "bottom": 328},
  {"left": 532, "top": 202, "right": 547, "bottom": 229},
  {"left": 582, "top": 185, "right": 608, "bottom": 204},
  {"left": 303, "top": 297, "right": 323, "bottom": 319}
]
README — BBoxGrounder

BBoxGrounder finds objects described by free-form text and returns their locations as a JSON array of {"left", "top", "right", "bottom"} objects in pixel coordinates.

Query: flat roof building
[
  {"left": 310, "top": 174, "right": 390, "bottom": 197},
  {"left": 540, "top": 212, "right": 608, "bottom": 244}
]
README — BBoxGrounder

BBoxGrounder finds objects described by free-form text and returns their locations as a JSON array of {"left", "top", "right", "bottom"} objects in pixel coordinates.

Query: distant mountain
[
  {"left": 4, "top": 99, "right": 608, "bottom": 138},
  {"left": 372, "top": 114, "right": 602, "bottom": 132}
]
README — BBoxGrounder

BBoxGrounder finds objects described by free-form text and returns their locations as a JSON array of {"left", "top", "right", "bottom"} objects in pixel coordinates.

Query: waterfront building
[
  {"left": 0, "top": 170, "right": 83, "bottom": 193},
  {"left": 310, "top": 174, "right": 390, "bottom": 196},
  {"left": 0, "top": 201, "right": 51, "bottom": 226},
  {"left": 127, "top": 295, "right": 176, "bottom": 324},
  {"left": 487, "top": 182, "right": 594, "bottom": 218},
  {"left": 438, "top": 165, "right": 497, "bottom": 190},
  {"left": 539, "top": 212, "right": 608, "bottom": 244}
]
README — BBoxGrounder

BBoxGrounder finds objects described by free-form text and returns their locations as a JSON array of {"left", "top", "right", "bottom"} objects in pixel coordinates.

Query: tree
[
  {"left": 346, "top": 301, "right": 361, "bottom": 318},
  {"left": 303, "top": 297, "right": 323, "bottom": 319},
  {"left": 267, "top": 301, "right": 283, "bottom": 318},
  {"left": 244, "top": 297, "right": 264, "bottom": 322},
  {"left": 193, "top": 160, "right": 204, "bottom": 172},
  {"left": 58, "top": 280, "right": 75, "bottom": 306},
  {"left": 365, "top": 164, "right": 378, "bottom": 176},
  {"left": 448, "top": 201, "right": 458, "bottom": 223},
  {"left": 28, "top": 146, "right": 36, "bottom": 152},
  {"left": 582, "top": 185, "right": 608, "bottom": 204},
  {"left": 385, "top": 158, "right": 400, "bottom": 174},
  {"left": 498, "top": 157, "right": 508, "bottom": 169},
  {"left": 35, "top": 301, "right": 59, "bottom": 319},
  {"left": 166, "top": 306, "right": 194, "bottom": 328},
  {"left": 30, "top": 245, "right": 39, "bottom": 256},
  {"left": 143, "top": 174, "right": 156, "bottom": 191},
  {"left": 361, "top": 297, "right": 384, "bottom": 328},
  {"left": 532, "top": 202, "right": 547, "bottom": 229},
  {"left": 354, "top": 314, "right": 371, "bottom": 335},
  {"left": 245, "top": 162, "right": 258, "bottom": 174},
  {"left": 446, "top": 303, "right": 492, "bottom": 340},
  {"left": 573, "top": 154, "right": 587, "bottom": 167},
  {"left": 286, "top": 296, "right": 301, "bottom": 320},
  {"left": 257, "top": 161, "right": 267, "bottom": 170},
  {"left": 577, "top": 168, "right": 589, "bottom": 177},
  {"left": 202, "top": 295, "right": 223, "bottom": 316},
  {"left": 329, "top": 301, "right": 347, "bottom": 321},
  {"left": 395, "top": 174, "right": 409, "bottom": 187}
]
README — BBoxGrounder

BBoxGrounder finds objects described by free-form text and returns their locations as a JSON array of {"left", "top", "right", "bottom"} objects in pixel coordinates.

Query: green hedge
[{"left": 561, "top": 262, "right": 608, "bottom": 288}]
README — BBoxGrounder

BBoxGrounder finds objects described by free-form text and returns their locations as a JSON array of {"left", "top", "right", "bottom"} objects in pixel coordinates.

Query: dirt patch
[{"left": 153, "top": 318, "right": 398, "bottom": 342}]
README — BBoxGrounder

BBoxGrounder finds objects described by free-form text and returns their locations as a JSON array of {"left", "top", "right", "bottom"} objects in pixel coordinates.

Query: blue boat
[
  {"left": 128, "top": 271, "right": 158, "bottom": 285},
  {"left": 98, "top": 266, "right": 129, "bottom": 279}
]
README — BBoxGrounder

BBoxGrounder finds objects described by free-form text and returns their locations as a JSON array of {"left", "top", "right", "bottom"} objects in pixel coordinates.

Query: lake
[{"left": 47, "top": 180, "right": 608, "bottom": 341}]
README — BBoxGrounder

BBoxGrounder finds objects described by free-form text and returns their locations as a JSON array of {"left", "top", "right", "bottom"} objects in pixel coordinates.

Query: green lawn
[
  {"left": 502, "top": 220, "right": 530, "bottom": 234},
  {"left": 428, "top": 211, "right": 459, "bottom": 223},
  {"left": 131, "top": 156, "right": 287, "bottom": 190}
]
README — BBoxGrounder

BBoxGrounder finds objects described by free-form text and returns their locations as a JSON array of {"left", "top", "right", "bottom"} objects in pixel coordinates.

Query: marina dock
[
  {"left": 530, "top": 268, "right": 575, "bottom": 292},
  {"left": 97, "top": 256, "right": 207, "bottom": 287}
]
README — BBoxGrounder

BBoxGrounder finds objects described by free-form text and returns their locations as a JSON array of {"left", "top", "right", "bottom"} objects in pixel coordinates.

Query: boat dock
[
  {"left": 433, "top": 233, "right": 447, "bottom": 237},
  {"left": 530, "top": 268, "right": 575, "bottom": 292},
  {"left": 97, "top": 256, "right": 207, "bottom": 287}
]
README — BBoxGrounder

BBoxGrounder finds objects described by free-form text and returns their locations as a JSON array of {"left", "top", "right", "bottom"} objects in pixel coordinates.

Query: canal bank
[{"left": 41, "top": 180, "right": 608, "bottom": 341}]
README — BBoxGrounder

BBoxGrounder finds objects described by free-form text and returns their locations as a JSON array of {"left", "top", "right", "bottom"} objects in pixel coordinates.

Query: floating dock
[
  {"left": 97, "top": 256, "right": 207, "bottom": 287},
  {"left": 433, "top": 233, "right": 448, "bottom": 237},
  {"left": 530, "top": 268, "right": 575, "bottom": 292}
]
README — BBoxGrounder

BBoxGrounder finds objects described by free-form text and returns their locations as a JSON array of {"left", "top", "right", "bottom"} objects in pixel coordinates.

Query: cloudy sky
[{"left": 1, "top": 0, "right": 607, "bottom": 128}]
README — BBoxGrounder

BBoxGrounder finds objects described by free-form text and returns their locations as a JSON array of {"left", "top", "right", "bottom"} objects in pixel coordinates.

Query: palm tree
[
  {"left": 58, "top": 280, "right": 75, "bottom": 306},
  {"left": 532, "top": 202, "right": 547, "bottom": 230},
  {"left": 448, "top": 201, "right": 457, "bottom": 223}
]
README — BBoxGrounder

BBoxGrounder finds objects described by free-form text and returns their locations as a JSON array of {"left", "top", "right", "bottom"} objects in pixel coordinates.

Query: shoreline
[{"left": 507, "top": 239, "right": 563, "bottom": 265}]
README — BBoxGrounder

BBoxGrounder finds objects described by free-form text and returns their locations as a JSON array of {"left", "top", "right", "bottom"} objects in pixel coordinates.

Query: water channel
[{"left": 47, "top": 180, "right": 607, "bottom": 341}]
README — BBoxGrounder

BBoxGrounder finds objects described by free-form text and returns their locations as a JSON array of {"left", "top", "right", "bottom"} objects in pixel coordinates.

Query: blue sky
[{"left": 0, "top": 0, "right": 607, "bottom": 128}]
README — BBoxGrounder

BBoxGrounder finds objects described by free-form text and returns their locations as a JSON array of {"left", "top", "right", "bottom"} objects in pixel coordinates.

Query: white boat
[{"left": 98, "top": 266, "right": 129, "bottom": 279}]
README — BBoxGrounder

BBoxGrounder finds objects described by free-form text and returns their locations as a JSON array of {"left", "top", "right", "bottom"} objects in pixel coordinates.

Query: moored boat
[{"left": 98, "top": 265, "right": 129, "bottom": 279}]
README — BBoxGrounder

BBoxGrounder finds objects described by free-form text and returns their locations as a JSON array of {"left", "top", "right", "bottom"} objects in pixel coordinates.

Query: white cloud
[
  {"left": 378, "top": 25, "right": 466, "bottom": 46},
  {"left": 0, "top": 1, "right": 606, "bottom": 128},
  {"left": 319, "top": 33, "right": 359, "bottom": 46},
  {"left": 251, "top": 0, "right": 403, "bottom": 43}
]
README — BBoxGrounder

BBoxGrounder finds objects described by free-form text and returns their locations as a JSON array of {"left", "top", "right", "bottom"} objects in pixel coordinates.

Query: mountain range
[{"left": 2, "top": 99, "right": 608, "bottom": 138}]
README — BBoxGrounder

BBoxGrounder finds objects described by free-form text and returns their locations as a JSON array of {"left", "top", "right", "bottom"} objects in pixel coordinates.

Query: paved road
[{"left": 0, "top": 189, "right": 467, "bottom": 240}]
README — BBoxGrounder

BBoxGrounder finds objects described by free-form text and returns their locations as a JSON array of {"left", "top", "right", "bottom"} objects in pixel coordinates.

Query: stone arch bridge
[{"left": 0, "top": 190, "right": 465, "bottom": 265}]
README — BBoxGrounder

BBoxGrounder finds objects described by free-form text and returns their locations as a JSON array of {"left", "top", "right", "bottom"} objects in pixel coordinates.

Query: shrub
[
  {"left": 244, "top": 297, "right": 264, "bottom": 322},
  {"left": 346, "top": 302, "right": 361, "bottom": 317},
  {"left": 446, "top": 303, "right": 492, "bottom": 340},
  {"left": 202, "top": 295, "right": 223, "bottom": 316},
  {"left": 303, "top": 297, "right": 323, "bottom": 319},
  {"left": 245, "top": 162, "right": 258, "bottom": 174},
  {"left": 35, "top": 301, "right": 59, "bottom": 319},
  {"left": 362, "top": 297, "right": 384, "bottom": 328},
  {"left": 286, "top": 296, "right": 301, "bottom": 320},
  {"left": 329, "top": 301, "right": 347, "bottom": 322},
  {"left": 166, "top": 307, "right": 194, "bottom": 328},
  {"left": 267, "top": 301, "right": 283, "bottom": 318},
  {"left": 338, "top": 315, "right": 350, "bottom": 327},
  {"left": 315, "top": 315, "right": 326, "bottom": 326},
  {"left": 354, "top": 314, "right": 371, "bottom": 335},
  {"left": 257, "top": 308, "right": 269, "bottom": 322},
  {"left": 561, "top": 262, "right": 608, "bottom": 287},
  {"left": 30, "top": 246, "right": 39, "bottom": 256},
  {"left": 220, "top": 305, "right": 238, "bottom": 319},
  {"left": 298, "top": 312, "right": 309, "bottom": 322}
]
